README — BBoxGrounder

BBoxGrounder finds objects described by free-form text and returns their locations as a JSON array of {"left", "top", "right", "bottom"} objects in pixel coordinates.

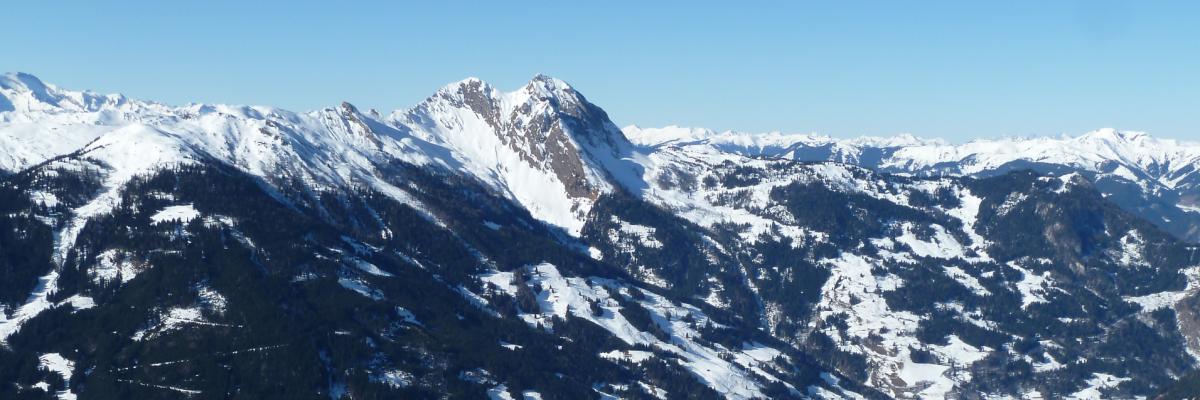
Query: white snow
[
  {"left": 338, "top": 277, "right": 384, "bottom": 300},
  {"left": 600, "top": 349, "right": 655, "bottom": 363},
  {"left": 812, "top": 252, "right": 994, "bottom": 398},
  {"left": 53, "top": 124, "right": 199, "bottom": 265},
  {"left": 395, "top": 306, "right": 422, "bottom": 326},
  {"left": 346, "top": 257, "right": 392, "bottom": 277},
  {"left": 370, "top": 369, "right": 413, "bottom": 389},
  {"left": 39, "top": 354, "right": 74, "bottom": 381},
  {"left": 1054, "top": 173, "right": 1083, "bottom": 193},
  {"left": 0, "top": 270, "right": 60, "bottom": 344},
  {"left": 1114, "top": 230, "right": 1149, "bottom": 267},
  {"left": 1031, "top": 352, "right": 1066, "bottom": 373},
  {"left": 586, "top": 247, "right": 604, "bottom": 261},
  {"left": 483, "top": 263, "right": 792, "bottom": 399},
  {"left": 1009, "top": 262, "right": 1058, "bottom": 310},
  {"left": 1, "top": 74, "right": 656, "bottom": 239},
  {"left": 388, "top": 77, "right": 627, "bottom": 235},
  {"left": 197, "top": 285, "right": 228, "bottom": 315},
  {"left": 150, "top": 204, "right": 200, "bottom": 224},
  {"left": 1, "top": 271, "right": 102, "bottom": 344},
  {"left": 479, "top": 270, "right": 518, "bottom": 295},
  {"left": 1066, "top": 373, "right": 1130, "bottom": 400},
  {"left": 6, "top": 73, "right": 1197, "bottom": 400},
  {"left": 30, "top": 191, "right": 59, "bottom": 208},
  {"left": 943, "top": 266, "right": 991, "bottom": 296},
  {"left": 893, "top": 222, "right": 973, "bottom": 261},
  {"left": 455, "top": 284, "right": 499, "bottom": 317},
  {"left": 91, "top": 249, "right": 140, "bottom": 285},
  {"left": 942, "top": 187, "right": 992, "bottom": 261},
  {"left": 132, "top": 305, "right": 240, "bottom": 341},
  {"left": 117, "top": 379, "right": 202, "bottom": 396},
  {"left": 996, "top": 193, "right": 1028, "bottom": 217},
  {"left": 897, "top": 361, "right": 951, "bottom": 398},
  {"left": 929, "top": 335, "right": 990, "bottom": 366},
  {"left": 816, "top": 254, "right": 920, "bottom": 343},
  {"left": 611, "top": 217, "right": 663, "bottom": 249},
  {"left": 1124, "top": 267, "right": 1200, "bottom": 312},
  {"left": 61, "top": 295, "right": 95, "bottom": 311},
  {"left": 627, "top": 125, "right": 1200, "bottom": 235},
  {"left": 487, "top": 384, "right": 516, "bottom": 400},
  {"left": 38, "top": 353, "right": 77, "bottom": 400},
  {"left": 621, "top": 125, "right": 941, "bottom": 159}
]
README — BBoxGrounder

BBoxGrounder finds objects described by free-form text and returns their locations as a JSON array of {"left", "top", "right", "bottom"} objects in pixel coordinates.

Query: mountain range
[
  {"left": 623, "top": 125, "right": 1200, "bottom": 244},
  {"left": 2, "top": 72, "right": 1199, "bottom": 399}
]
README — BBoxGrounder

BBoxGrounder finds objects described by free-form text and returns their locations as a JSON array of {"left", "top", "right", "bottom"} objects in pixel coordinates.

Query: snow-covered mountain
[
  {"left": 389, "top": 75, "right": 642, "bottom": 235},
  {"left": 3, "top": 72, "right": 1200, "bottom": 399},
  {"left": 625, "top": 125, "right": 1200, "bottom": 243},
  {"left": 0, "top": 72, "right": 639, "bottom": 236}
]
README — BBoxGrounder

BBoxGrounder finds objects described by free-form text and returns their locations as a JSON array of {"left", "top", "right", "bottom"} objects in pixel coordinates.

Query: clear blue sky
[{"left": 4, "top": 1, "right": 1198, "bottom": 141}]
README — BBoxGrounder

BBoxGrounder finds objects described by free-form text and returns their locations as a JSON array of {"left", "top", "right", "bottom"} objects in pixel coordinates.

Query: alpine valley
[{"left": 3, "top": 72, "right": 1200, "bottom": 399}]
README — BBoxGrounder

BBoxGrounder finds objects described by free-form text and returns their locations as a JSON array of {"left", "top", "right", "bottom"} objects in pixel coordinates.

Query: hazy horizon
[{"left": 4, "top": 1, "right": 1198, "bottom": 141}]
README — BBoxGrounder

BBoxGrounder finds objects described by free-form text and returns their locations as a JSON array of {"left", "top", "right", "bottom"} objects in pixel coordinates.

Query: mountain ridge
[
  {"left": 4, "top": 72, "right": 1200, "bottom": 399},
  {"left": 624, "top": 124, "right": 1200, "bottom": 243},
  {"left": 0, "top": 72, "right": 641, "bottom": 235}
]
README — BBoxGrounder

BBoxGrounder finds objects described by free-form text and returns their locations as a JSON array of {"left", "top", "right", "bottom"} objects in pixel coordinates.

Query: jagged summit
[
  {"left": 1, "top": 73, "right": 634, "bottom": 235},
  {"left": 416, "top": 75, "right": 579, "bottom": 108},
  {"left": 521, "top": 73, "right": 577, "bottom": 100},
  {"left": 388, "top": 75, "right": 635, "bottom": 234},
  {"left": 528, "top": 72, "right": 559, "bottom": 83},
  {"left": 5, "top": 73, "right": 1200, "bottom": 399},
  {"left": 337, "top": 101, "right": 361, "bottom": 114},
  {"left": 4, "top": 73, "right": 1199, "bottom": 241}
]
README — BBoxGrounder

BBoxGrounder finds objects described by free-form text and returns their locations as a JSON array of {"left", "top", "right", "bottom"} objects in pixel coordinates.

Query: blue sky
[{"left": 3, "top": 1, "right": 1198, "bottom": 141}]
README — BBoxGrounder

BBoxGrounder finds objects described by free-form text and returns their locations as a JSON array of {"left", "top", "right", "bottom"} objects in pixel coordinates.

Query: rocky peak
[
  {"left": 383, "top": 76, "right": 638, "bottom": 234},
  {"left": 517, "top": 74, "right": 578, "bottom": 106},
  {"left": 400, "top": 75, "right": 629, "bottom": 176},
  {"left": 339, "top": 101, "right": 359, "bottom": 114},
  {"left": 331, "top": 101, "right": 383, "bottom": 146}
]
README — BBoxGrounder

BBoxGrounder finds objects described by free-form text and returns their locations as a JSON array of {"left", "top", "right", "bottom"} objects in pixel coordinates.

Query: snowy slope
[
  {"left": 388, "top": 76, "right": 638, "bottom": 234},
  {"left": 6, "top": 72, "right": 1200, "bottom": 399},
  {"left": 624, "top": 124, "right": 1200, "bottom": 242},
  {"left": 603, "top": 142, "right": 1200, "bottom": 398},
  {"left": 623, "top": 125, "right": 1200, "bottom": 188},
  {"left": 623, "top": 125, "right": 942, "bottom": 165},
  {"left": 6, "top": 71, "right": 1198, "bottom": 240},
  {"left": 0, "top": 72, "right": 644, "bottom": 236}
]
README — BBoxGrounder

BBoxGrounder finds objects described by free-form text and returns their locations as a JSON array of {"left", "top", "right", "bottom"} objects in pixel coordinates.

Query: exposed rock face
[
  {"left": 390, "top": 75, "right": 635, "bottom": 234},
  {"left": 4, "top": 72, "right": 1200, "bottom": 399},
  {"left": 416, "top": 75, "right": 623, "bottom": 200}
]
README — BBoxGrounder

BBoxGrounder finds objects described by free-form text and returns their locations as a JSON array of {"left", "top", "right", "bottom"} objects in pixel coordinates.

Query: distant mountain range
[
  {"left": 625, "top": 125, "right": 1200, "bottom": 243},
  {"left": 2, "top": 72, "right": 1199, "bottom": 399}
]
